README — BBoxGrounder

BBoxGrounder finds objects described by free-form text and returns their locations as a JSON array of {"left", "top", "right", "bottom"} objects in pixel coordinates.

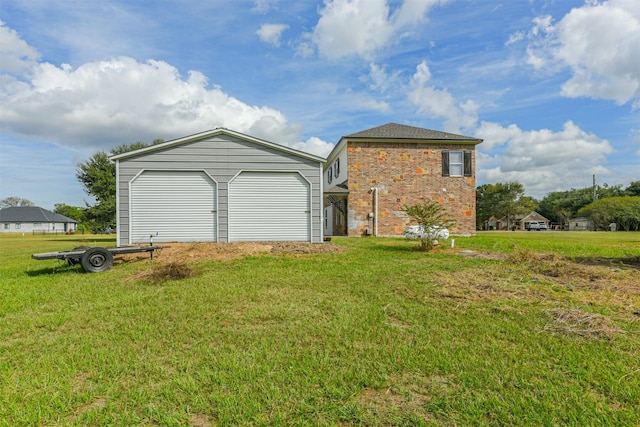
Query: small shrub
[{"left": 402, "top": 198, "right": 456, "bottom": 251}]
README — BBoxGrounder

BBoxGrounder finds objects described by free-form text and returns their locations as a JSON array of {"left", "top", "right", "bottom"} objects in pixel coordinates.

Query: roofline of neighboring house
[
  {"left": 0, "top": 206, "right": 78, "bottom": 223},
  {"left": 109, "top": 128, "right": 326, "bottom": 163},
  {"left": 324, "top": 135, "right": 483, "bottom": 168}
]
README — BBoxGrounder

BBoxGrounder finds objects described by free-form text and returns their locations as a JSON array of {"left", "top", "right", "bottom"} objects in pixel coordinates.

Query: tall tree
[
  {"left": 476, "top": 182, "right": 535, "bottom": 229},
  {"left": 626, "top": 181, "right": 640, "bottom": 196},
  {"left": 1, "top": 196, "right": 35, "bottom": 208},
  {"left": 539, "top": 183, "right": 626, "bottom": 225},
  {"left": 54, "top": 204, "right": 85, "bottom": 222},
  {"left": 76, "top": 142, "right": 151, "bottom": 232},
  {"left": 578, "top": 196, "right": 640, "bottom": 231}
]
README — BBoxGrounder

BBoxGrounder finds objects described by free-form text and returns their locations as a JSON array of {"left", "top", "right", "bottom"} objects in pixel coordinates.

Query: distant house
[
  {"left": 485, "top": 211, "right": 550, "bottom": 231},
  {"left": 0, "top": 206, "right": 78, "bottom": 234},
  {"left": 323, "top": 123, "right": 482, "bottom": 237},
  {"left": 520, "top": 211, "right": 550, "bottom": 230}
]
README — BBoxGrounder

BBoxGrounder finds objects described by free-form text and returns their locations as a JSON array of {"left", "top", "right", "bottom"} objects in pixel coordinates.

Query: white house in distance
[
  {"left": 0, "top": 206, "right": 78, "bottom": 234},
  {"left": 110, "top": 128, "right": 325, "bottom": 245}
]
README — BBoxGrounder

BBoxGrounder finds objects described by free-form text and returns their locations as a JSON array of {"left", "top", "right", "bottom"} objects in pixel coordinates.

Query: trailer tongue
[{"left": 32, "top": 244, "right": 165, "bottom": 273}]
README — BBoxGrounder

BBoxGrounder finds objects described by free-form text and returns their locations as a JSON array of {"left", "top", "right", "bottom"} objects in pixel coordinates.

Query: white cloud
[
  {"left": 291, "top": 136, "right": 334, "bottom": 158},
  {"left": 253, "top": 0, "right": 273, "bottom": 14},
  {"left": 0, "top": 53, "right": 316, "bottom": 153},
  {"left": 408, "top": 60, "right": 478, "bottom": 133},
  {"left": 0, "top": 20, "right": 41, "bottom": 74},
  {"left": 525, "top": 0, "right": 640, "bottom": 105},
  {"left": 256, "top": 23, "right": 289, "bottom": 47},
  {"left": 310, "top": 0, "right": 442, "bottom": 60},
  {"left": 366, "top": 62, "right": 400, "bottom": 93},
  {"left": 476, "top": 120, "right": 615, "bottom": 198}
]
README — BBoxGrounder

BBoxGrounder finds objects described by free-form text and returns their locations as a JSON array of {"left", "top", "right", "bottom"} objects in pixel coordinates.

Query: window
[
  {"left": 15, "top": 224, "right": 21, "bottom": 230},
  {"left": 328, "top": 166, "right": 333, "bottom": 184},
  {"left": 442, "top": 150, "right": 472, "bottom": 177},
  {"left": 3, "top": 224, "right": 8, "bottom": 230},
  {"left": 334, "top": 159, "right": 340, "bottom": 177}
]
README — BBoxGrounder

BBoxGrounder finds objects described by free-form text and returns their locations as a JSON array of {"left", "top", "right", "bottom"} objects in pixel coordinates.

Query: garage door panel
[
  {"left": 130, "top": 171, "right": 217, "bottom": 243},
  {"left": 229, "top": 172, "right": 310, "bottom": 242}
]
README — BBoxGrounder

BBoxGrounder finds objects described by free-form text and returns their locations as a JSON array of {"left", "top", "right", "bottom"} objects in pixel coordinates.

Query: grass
[{"left": 0, "top": 232, "right": 639, "bottom": 426}]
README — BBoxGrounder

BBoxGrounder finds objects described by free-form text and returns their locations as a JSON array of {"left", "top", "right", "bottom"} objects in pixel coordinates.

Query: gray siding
[{"left": 117, "top": 134, "right": 323, "bottom": 243}]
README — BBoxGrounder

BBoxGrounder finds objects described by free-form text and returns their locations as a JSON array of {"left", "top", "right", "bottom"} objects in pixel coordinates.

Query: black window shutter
[
  {"left": 442, "top": 151, "right": 450, "bottom": 176},
  {"left": 464, "top": 151, "right": 472, "bottom": 177}
]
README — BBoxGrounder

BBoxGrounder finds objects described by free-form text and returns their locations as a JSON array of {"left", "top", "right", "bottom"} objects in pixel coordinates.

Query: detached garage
[{"left": 110, "top": 128, "right": 325, "bottom": 244}]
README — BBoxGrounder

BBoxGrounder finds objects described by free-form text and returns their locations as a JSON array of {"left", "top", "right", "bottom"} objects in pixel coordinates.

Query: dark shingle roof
[
  {"left": 325, "top": 182, "right": 349, "bottom": 194},
  {"left": 344, "top": 123, "right": 481, "bottom": 142},
  {"left": 0, "top": 207, "right": 78, "bottom": 223}
]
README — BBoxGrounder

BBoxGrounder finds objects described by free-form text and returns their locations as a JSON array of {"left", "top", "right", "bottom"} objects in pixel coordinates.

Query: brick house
[{"left": 323, "top": 123, "right": 482, "bottom": 237}]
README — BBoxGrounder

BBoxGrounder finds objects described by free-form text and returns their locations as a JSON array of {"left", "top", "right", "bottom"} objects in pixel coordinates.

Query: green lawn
[{"left": 1, "top": 232, "right": 639, "bottom": 426}]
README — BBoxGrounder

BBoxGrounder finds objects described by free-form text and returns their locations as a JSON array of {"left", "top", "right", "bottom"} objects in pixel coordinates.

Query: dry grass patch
[
  {"left": 148, "top": 241, "right": 342, "bottom": 263},
  {"left": 542, "top": 308, "right": 623, "bottom": 340},
  {"left": 354, "top": 372, "right": 456, "bottom": 422}
]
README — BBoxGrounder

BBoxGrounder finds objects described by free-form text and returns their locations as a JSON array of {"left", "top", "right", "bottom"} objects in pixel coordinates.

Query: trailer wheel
[
  {"left": 80, "top": 247, "right": 113, "bottom": 273},
  {"left": 68, "top": 246, "right": 90, "bottom": 266}
]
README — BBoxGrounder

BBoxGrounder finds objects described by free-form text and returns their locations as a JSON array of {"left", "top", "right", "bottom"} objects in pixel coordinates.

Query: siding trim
[{"left": 115, "top": 160, "right": 121, "bottom": 246}]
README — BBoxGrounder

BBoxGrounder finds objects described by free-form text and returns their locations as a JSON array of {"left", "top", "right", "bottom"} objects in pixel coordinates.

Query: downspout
[{"left": 371, "top": 187, "right": 378, "bottom": 237}]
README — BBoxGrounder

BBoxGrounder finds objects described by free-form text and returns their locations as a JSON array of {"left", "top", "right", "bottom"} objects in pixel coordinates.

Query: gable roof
[
  {"left": 521, "top": 211, "right": 549, "bottom": 222},
  {"left": 0, "top": 207, "right": 78, "bottom": 223},
  {"left": 344, "top": 123, "right": 482, "bottom": 142},
  {"left": 109, "top": 128, "right": 326, "bottom": 163}
]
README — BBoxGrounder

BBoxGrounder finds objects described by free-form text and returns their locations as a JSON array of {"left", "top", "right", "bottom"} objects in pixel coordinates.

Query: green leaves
[
  {"left": 402, "top": 198, "right": 455, "bottom": 250},
  {"left": 75, "top": 142, "right": 152, "bottom": 232}
]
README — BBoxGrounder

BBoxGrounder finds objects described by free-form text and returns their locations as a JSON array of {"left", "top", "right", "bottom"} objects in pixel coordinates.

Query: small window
[
  {"left": 334, "top": 159, "right": 340, "bottom": 177},
  {"left": 442, "top": 150, "right": 472, "bottom": 177},
  {"left": 34, "top": 223, "right": 42, "bottom": 228},
  {"left": 15, "top": 224, "right": 21, "bottom": 230},
  {"left": 3, "top": 224, "right": 9, "bottom": 230},
  {"left": 450, "top": 151, "right": 463, "bottom": 176},
  {"left": 328, "top": 166, "right": 333, "bottom": 184}
]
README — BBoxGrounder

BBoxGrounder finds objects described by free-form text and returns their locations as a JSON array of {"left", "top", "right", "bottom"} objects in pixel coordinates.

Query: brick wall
[{"left": 347, "top": 141, "right": 477, "bottom": 236}]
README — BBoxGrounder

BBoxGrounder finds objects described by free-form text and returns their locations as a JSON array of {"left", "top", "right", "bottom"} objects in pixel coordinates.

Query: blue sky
[{"left": 1, "top": 0, "right": 638, "bottom": 209}]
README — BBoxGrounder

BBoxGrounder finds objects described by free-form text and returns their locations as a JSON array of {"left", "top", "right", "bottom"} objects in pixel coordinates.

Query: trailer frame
[{"left": 32, "top": 244, "right": 165, "bottom": 273}]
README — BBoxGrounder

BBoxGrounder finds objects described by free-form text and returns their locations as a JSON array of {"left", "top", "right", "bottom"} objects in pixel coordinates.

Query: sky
[{"left": 1, "top": 0, "right": 638, "bottom": 210}]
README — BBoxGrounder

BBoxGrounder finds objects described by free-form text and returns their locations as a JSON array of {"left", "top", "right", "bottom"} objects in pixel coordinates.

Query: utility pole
[{"left": 593, "top": 174, "right": 597, "bottom": 202}]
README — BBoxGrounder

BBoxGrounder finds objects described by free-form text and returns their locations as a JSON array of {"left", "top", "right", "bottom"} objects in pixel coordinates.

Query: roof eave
[
  {"left": 344, "top": 136, "right": 483, "bottom": 145},
  {"left": 109, "top": 128, "right": 326, "bottom": 163}
]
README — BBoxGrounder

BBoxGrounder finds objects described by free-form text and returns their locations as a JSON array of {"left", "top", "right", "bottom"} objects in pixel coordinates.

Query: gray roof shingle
[
  {"left": 0, "top": 207, "right": 78, "bottom": 223},
  {"left": 344, "top": 122, "right": 481, "bottom": 142}
]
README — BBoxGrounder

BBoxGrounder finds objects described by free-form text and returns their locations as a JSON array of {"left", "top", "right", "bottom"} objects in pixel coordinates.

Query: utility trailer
[{"left": 32, "top": 244, "right": 165, "bottom": 273}]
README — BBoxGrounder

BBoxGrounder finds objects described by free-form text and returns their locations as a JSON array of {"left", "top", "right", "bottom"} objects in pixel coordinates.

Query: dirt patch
[
  {"left": 124, "top": 241, "right": 342, "bottom": 264},
  {"left": 457, "top": 250, "right": 509, "bottom": 261},
  {"left": 124, "top": 242, "right": 342, "bottom": 282}
]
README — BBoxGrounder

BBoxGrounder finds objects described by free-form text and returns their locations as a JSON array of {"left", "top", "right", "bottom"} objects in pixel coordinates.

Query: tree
[
  {"left": 626, "top": 181, "right": 640, "bottom": 196},
  {"left": 54, "top": 204, "right": 85, "bottom": 222},
  {"left": 76, "top": 142, "right": 153, "bottom": 232},
  {"left": 539, "top": 183, "right": 627, "bottom": 225},
  {"left": 1, "top": 196, "right": 35, "bottom": 208},
  {"left": 402, "top": 198, "right": 455, "bottom": 251},
  {"left": 578, "top": 196, "right": 640, "bottom": 231},
  {"left": 476, "top": 182, "right": 535, "bottom": 230}
]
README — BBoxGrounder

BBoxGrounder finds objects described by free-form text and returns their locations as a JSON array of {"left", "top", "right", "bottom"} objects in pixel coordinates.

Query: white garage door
[
  {"left": 228, "top": 171, "right": 310, "bottom": 242},
  {"left": 130, "top": 170, "right": 217, "bottom": 243}
]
